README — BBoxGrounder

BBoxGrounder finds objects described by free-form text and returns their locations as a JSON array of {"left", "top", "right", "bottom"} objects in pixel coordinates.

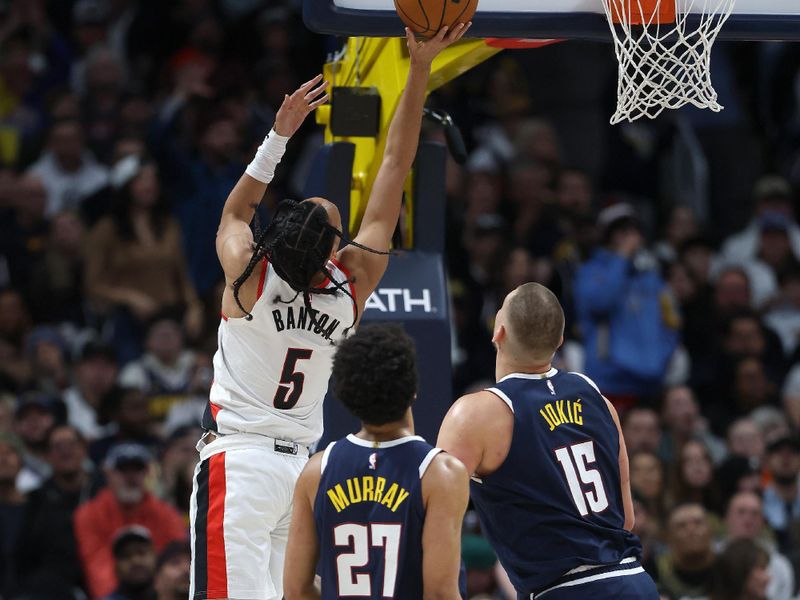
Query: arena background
[{"left": 1, "top": 0, "right": 800, "bottom": 598}]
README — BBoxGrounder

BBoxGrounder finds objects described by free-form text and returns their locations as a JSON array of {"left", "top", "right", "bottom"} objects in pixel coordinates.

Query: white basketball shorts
[{"left": 189, "top": 432, "right": 308, "bottom": 600}]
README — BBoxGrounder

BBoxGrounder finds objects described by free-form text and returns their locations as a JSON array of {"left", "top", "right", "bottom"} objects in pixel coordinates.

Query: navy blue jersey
[
  {"left": 314, "top": 434, "right": 441, "bottom": 599},
  {"left": 470, "top": 369, "right": 642, "bottom": 596}
]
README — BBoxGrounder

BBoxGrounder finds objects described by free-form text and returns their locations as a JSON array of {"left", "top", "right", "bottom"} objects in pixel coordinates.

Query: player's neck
[
  {"left": 495, "top": 355, "right": 553, "bottom": 382},
  {"left": 357, "top": 418, "right": 415, "bottom": 443}
]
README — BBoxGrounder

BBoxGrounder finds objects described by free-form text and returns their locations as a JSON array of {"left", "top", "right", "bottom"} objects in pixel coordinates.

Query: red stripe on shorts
[{"left": 206, "top": 452, "right": 228, "bottom": 597}]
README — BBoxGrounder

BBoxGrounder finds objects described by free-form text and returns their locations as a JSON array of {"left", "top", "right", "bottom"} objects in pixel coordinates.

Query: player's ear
[{"left": 492, "top": 323, "right": 506, "bottom": 347}]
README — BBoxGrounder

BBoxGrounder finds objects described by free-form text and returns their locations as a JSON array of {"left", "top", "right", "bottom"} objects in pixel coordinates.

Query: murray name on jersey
[
  {"left": 271, "top": 306, "right": 342, "bottom": 342},
  {"left": 325, "top": 475, "right": 411, "bottom": 513}
]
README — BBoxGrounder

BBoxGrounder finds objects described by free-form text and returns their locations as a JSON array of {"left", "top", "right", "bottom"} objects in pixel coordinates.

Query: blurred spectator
[
  {"left": 81, "top": 46, "right": 126, "bottom": 163},
  {"left": 63, "top": 342, "right": 118, "bottom": 440},
  {"left": 118, "top": 314, "right": 197, "bottom": 422},
  {"left": 26, "top": 326, "right": 70, "bottom": 394},
  {"left": 84, "top": 155, "right": 202, "bottom": 363},
  {"left": 27, "top": 119, "right": 108, "bottom": 216},
  {"left": 722, "top": 176, "right": 800, "bottom": 264},
  {"left": 0, "top": 175, "right": 48, "bottom": 290},
  {"left": 16, "top": 425, "right": 100, "bottom": 597},
  {"left": 765, "top": 267, "right": 800, "bottom": 358},
  {"left": 633, "top": 496, "right": 664, "bottom": 579},
  {"left": 89, "top": 387, "right": 158, "bottom": 465},
  {"left": 659, "top": 385, "right": 727, "bottom": 465},
  {"left": 655, "top": 206, "right": 700, "bottom": 264},
  {"left": 708, "top": 538, "right": 771, "bottom": 600},
  {"left": 762, "top": 433, "right": 800, "bottom": 554},
  {"left": 727, "top": 418, "right": 766, "bottom": 465},
  {"left": 161, "top": 351, "right": 211, "bottom": 436},
  {"left": 0, "top": 288, "right": 32, "bottom": 389},
  {"left": 74, "top": 443, "right": 184, "bottom": 599},
  {"left": 574, "top": 203, "right": 680, "bottom": 407},
  {"left": 630, "top": 451, "right": 668, "bottom": 524},
  {"left": 716, "top": 455, "right": 762, "bottom": 510},
  {"left": 723, "top": 491, "right": 795, "bottom": 600},
  {"left": 506, "top": 159, "right": 560, "bottom": 257},
  {"left": 156, "top": 426, "right": 200, "bottom": 520},
  {"left": 151, "top": 71, "right": 245, "bottom": 296},
  {"left": 782, "top": 362, "right": 800, "bottom": 429},
  {"left": 622, "top": 407, "right": 663, "bottom": 455},
  {"left": 27, "top": 210, "right": 87, "bottom": 325},
  {"left": 654, "top": 503, "right": 716, "bottom": 599},
  {"left": 13, "top": 392, "right": 62, "bottom": 492},
  {"left": 670, "top": 439, "right": 722, "bottom": 515},
  {"left": 730, "top": 357, "right": 778, "bottom": 421},
  {"left": 103, "top": 526, "right": 157, "bottom": 600},
  {"left": 153, "top": 541, "right": 190, "bottom": 600},
  {"left": 0, "top": 432, "right": 26, "bottom": 598}
]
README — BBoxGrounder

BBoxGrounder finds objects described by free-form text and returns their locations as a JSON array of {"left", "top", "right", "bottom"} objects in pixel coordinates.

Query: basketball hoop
[{"left": 602, "top": 0, "right": 736, "bottom": 124}]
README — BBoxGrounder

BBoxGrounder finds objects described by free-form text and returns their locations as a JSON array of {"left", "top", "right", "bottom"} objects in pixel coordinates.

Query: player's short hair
[
  {"left": 505, "top": 283, "right": 564, "bottom": 359},
  {"left": 332, "top": 324, "right": 418, "bottom": 426}
]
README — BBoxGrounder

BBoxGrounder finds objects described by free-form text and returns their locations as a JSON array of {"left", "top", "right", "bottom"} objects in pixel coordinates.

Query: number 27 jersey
[{"left": 207, "top": 257, "right": 356, "bottom": 444}]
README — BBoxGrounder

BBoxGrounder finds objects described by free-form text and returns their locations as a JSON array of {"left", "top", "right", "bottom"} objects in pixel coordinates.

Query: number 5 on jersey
[
  {"left": 555, "top": 441, "right": 609, "bottom": 517},
  {"left": 273, "top": 348, "right": 313, "bottom": 410}
]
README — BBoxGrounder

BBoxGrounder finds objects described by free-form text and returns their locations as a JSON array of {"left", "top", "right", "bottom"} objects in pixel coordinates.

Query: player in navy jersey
[
  {"left": 283, "top": 324, "right": 469, "bottom": 600},
  {"left": 438, "top": 282, "right": 659, "bottom": 600}
]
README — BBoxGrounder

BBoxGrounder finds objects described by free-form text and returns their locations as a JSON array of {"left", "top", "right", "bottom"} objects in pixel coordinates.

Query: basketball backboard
[{"left": 304, "top": 0, "right": 800, "bottom": 41}]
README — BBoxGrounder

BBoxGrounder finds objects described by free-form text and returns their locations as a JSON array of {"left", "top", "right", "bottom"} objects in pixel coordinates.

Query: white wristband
[{"left": 245, "top": 129, "right": 289, "bottom": 184}]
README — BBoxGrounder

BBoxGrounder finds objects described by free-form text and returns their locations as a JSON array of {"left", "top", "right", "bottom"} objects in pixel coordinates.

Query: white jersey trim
[
  {"left": 486, "top": 387, "right": 514, "bottom": 413},
  {"left": 533, "top": 564, "right": 644, "bottom": 599},
  {"left": 320, "top": 441, "right": 336, "bottom": 474},
  {"left": 345, "top": 434, "right": 426, "bottom": 449},
  {"left": 499, "top": 368, "right": 559, "bottom": 382},
  {"left": 570, "top": 371, "right": 601, "bottom": 393},
  {"left": 418, "top": 448, "right": 443, "bottom": 479}
]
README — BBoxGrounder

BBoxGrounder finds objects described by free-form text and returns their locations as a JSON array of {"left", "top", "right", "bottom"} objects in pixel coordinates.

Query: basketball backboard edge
[{"left": 304, "top": 0, "right": 800, "bottom": 41}]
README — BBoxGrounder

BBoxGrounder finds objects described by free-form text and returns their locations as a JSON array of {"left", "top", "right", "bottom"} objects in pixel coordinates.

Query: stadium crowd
[{"left": 0, "top": 0, "right": 799, "bottom": 599}]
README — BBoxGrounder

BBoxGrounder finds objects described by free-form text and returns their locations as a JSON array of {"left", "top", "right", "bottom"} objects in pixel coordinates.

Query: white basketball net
[{"left": 602, "top": 0, "right": 736, "bottom": 124}]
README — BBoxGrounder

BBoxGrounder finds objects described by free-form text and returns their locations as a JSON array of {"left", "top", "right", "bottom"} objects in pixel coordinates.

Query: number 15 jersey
[
  {"left": 470, "top": 369, "right": 642, "bottom": 596},
  {"left": 207, "top": 257, "right": 356, "bottom": 444}
]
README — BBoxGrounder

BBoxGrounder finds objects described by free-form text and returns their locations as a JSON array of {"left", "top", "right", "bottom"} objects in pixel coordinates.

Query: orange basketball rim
[{"left": 609, "top": 0, "right": 676, "bottom": 26}]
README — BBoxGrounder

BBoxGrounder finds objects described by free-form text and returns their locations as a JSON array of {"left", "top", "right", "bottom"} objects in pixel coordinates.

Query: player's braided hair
[{"left": 231, "top": 199, "right": 390, "bottom": 334}]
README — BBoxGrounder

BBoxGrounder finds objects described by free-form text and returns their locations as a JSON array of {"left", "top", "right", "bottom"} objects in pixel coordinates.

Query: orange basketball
[{"left": 394, "top": 0, "right": 478, "bottom": 38}]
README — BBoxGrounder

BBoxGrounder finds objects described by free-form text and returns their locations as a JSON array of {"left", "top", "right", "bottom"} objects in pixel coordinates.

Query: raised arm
[
  {"left": 216, "top": 76, "right": 329, "bottom": 280},
  {"left": 338, "top": 24, "right": 470, "bottom": 305}
]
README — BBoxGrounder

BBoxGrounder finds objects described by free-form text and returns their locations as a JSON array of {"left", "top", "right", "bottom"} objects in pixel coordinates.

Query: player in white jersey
[{"left": 189, "top": 24, "right": 470, "bottom": 600}]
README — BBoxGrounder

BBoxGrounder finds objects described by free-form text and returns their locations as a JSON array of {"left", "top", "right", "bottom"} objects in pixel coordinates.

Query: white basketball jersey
[{"left": 209, "top": 257, "right": 356, "bottom": 444}]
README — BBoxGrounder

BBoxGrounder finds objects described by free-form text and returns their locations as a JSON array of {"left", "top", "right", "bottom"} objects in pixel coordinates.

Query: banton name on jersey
[{"left": 365, "top": 288, "right": 433, "bottom": 313}]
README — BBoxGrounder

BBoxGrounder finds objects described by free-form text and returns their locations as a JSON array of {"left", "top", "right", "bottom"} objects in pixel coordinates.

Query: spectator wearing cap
[
  {"left": 722, "top": 491, "right": 795, "bottom": 600},
  {"left": 84, "top": 154, "right": 203, "bottom": 364},
  {"left": 74, "top": 443, "right": 185, "bottom": 599},
  {"left": 0, "top": 431, "right": 26, "bottom": 598},
  {"left": 63, "top": 342, "right": 119, "bottom": 440},
  {"left": 722, "top": 176, "right": 800, "bottom": 265},
  {"left": 153, "top": 541, "right": 190, "bottom": 600},
  {"left": 762, "top": 432, "right": 800, "bottom": 554},
  {"left": 574, "top": 203, "right": 680, "bottom": 407},
  {"left": 118, "top": 314, "right": 198, "bottom": 422},
  {"left": 14, "top": 391, "right": 64, "bottom": 492},
  {"left": 17, "top": 424, "right": 101, "bottom": 597},
  {"left": 102, "top": 526, "right": 157, "bottom": 600},
  {"left": 89, "top": 387, "right": 159, "bottom": 465},
  {"left": 26, "top": 325, "right": 71, "bottom": 394},
  {"left": 26, "top": 118, "right": 109, "bottom": 216}
]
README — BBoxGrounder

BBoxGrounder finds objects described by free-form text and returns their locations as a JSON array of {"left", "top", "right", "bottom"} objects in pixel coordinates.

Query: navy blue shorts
[{"left": 528, "top": 559, "right": 659, "bottom": 600}]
